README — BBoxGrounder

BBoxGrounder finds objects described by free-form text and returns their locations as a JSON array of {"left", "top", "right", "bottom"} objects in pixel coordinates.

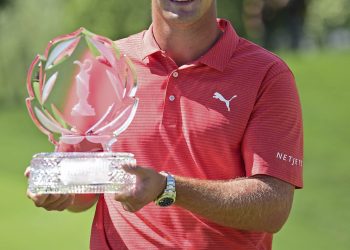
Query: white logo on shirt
[
  {"left": 276, "top": 152, "right": 303, "bottom": 167},
  {"left": 213, "top": 92, "right": 237, "bottom": 111}
]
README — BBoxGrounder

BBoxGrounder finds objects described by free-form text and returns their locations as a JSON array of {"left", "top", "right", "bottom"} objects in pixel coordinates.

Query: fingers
[
  {"left": 27, "top": 190, "right": 74, "bottom": 211},
  {"left": 122, "top": 164, "right": 144, "bottom": 175},
  {"left": 114, "top": 191, "right": 131, "bottom": 202},
  {"left": 121, "top": 201, "right": 137, "bottom": 213},
  {"left": 115, "top": 191, "right": 142, "bottom": 213},
  {"left": 47, "top": 195, "right": 75, "bottom": 211},
  {"left": 24, "top": 167, "right": 30, "bottom": 178},
  {"left": 43, "top": 194, "right": 74, "bottom": 211},
  {"left": 42, "top": 194, "right": 66, "bottom": 210},
  {"left": 114, "top": 190, "right": 140, "bottom": 205},
  {"left": 27, "top": 191, "right": 49, "bottom": 207}
]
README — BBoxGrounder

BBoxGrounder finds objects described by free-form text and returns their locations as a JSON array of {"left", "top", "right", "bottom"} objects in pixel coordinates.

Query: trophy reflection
[{"left": 26, "top": 28, "right": 139, "bottom": 194}]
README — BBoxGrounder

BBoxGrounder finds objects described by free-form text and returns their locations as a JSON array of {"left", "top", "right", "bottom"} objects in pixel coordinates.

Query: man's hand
[
  {"left": 25, "top": 167, "right": 75, "bottom": 211},
  {"left": 27, "top": 192, "right": 76, "bottom": 211},
  {"left": 114, "top": 165, "right": 166, "bottom": 213},
  {"left": 25, "top": 166, "right": 98, "bottom": 212}
]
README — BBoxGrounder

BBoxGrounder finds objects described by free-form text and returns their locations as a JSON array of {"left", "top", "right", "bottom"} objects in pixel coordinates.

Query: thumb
[{"left": 122, "top": 164, "right": 147, "bottom": 176}]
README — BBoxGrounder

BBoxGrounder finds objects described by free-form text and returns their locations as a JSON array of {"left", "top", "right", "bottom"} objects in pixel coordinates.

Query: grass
[
  {"left": 274, "top": 50, "right": 350, "bottom": 249},
  {"left": 0, "top": 50, "right": 349, "bottom": 249},
  {"left": 0, "top": 108, "right": 94, "bottom": 250}
]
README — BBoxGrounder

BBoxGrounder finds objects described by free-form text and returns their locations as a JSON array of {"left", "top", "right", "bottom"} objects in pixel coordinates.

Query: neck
[{"left": 152, "top": 7, "right": 221, "bottom": 66}]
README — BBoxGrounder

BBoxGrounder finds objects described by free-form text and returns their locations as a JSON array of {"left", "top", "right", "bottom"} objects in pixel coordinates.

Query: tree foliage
[
  {"left": 306, "top": 0, "right": 350, "bottom": 45},
  {"left": 0, "top": 0, "right": 349, "bottom": 105}
]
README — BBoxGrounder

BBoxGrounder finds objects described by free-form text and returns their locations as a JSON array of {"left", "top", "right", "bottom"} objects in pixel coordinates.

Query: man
[{"left": 27, "top": 0, "right": 303, "bottom": 249}]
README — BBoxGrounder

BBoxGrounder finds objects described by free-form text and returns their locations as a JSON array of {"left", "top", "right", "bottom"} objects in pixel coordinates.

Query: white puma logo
[{"left": 213, "top": 92, "right": 237, "bottom": 111}]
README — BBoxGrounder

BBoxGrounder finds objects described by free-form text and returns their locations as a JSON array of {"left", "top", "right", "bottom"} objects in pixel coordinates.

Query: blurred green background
[{"left": 0, "top": 0, "right": 349, "bottom": 249}]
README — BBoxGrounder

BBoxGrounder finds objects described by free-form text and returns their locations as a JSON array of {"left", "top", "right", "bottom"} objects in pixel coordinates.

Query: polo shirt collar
[
  {"left": 141, "top": 19, "right": 239, "bottom": 72},
  {"left": 141, "top": 24, "right": 161, "bottom": 60},
  {"left": 198, "top": 19, "right": 239, "bottom": 72}
]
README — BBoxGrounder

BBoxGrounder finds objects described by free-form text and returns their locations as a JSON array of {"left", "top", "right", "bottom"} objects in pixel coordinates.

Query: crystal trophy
[{"left": 26, "top": 28, "right": 138, "bottom": 194}]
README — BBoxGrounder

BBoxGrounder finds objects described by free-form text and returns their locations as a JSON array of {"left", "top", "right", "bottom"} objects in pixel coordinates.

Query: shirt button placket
[
  {"left": 163, "top": 70, "right": 179, "bottom": 128},
  {"left": 169, "top": 70, "right": 178, "bottom": 102}
]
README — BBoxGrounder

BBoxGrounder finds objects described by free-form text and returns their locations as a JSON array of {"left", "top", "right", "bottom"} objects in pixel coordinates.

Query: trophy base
[{"left": 29, "top": 152, "right": 136, "bottom": 194}]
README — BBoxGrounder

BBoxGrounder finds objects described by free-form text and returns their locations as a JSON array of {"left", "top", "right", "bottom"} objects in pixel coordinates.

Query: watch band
[{"left": 155, "top": 171, "right": 176, "bottom": 207}]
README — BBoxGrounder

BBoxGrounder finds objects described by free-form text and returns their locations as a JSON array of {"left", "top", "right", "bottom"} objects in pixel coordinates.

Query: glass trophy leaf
[
  {"left": 93, "top": 100, "right": 137, "bottom": 135},
  {"left": 59, "top": 135, "right": 85, "bottom": 145},
  {"left": 84, "top": 35, "right": 101, "bottom": 57},
  {"left": 42, "top": 72, "right": 58, "bottom": 104},
  {"left": 33, "top": 82, "right": 41, "bottom": 102},
  {"left": 112, "top": 100, "right": 139, "bottom": 137},
  {"left": 34, "top": 106, "right": 71, "bottom": 134},
  {"left": 27, "top": 56, "right": 42, "bottom": 101},
  {"left": 85, "top": 135, "right": 111, "bottom": 144},
  {"left": 106, "top": 69, "right": 124, "bottom": 103},
  {"left": 51, "top": 104, "right": 70, "bottom": 129},
  {"left": 86, "top": 103, "right": 115, "bottom": 134},
  {"left": 26, "top": 99, "right": 58, "bottom": 145},
  {"left": 111, "top": 43, "right": 121, "bottom": 59},
  {"left": 124, "top": 56, "right": 138, "bottom": 97},
  {"left": 45, "top": 36, "right": 81, "bottom": 70},
  {"left": 87, "top": 37, "right": 117, "bottom": 68}
]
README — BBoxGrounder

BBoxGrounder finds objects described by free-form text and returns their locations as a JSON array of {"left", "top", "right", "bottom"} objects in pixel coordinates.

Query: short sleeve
[{"left": 242, "top": 62, "right": 303, "bottom": 188}]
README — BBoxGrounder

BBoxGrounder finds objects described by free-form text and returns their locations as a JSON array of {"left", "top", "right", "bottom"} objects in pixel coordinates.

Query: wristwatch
[{"left": 155, "top": 171, "right": 176, "bottom": 207}]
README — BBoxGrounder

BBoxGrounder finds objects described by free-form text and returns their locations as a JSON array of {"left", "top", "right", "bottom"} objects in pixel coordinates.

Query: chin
[
  {"left": 163, "top": 11, "right": 202, "bottom": 24},
  {"left": 154, "top": 0, "right": 214, "bottom": 23}
]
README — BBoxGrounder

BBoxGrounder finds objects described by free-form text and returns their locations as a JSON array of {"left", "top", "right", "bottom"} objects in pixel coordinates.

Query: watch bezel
[
  {"left": 156, "top": 196, "right": 175, "bottom": 207},
  {"left": 155, "top": 172, "right": 176, "bottom": 207}
]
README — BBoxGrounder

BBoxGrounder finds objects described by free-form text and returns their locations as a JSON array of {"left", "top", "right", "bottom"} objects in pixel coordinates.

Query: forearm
[
  {"left": 175, "top": 175, "right": 294, "bottom": 233},
  {"left": 68, "top": 194, "right": 99, "bottom": 212}
]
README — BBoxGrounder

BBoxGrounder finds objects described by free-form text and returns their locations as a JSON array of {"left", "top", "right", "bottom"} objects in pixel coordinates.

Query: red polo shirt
[{"left": 90, "top": 19, "right": 303, "bottom": 250}]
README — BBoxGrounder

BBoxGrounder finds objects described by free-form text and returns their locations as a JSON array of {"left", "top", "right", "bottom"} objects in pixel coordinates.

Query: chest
[
  {"left": 113, "top": 62, "right": 259, "bottom": 178},
  {"left": 128, "top": 63, "right": 258, "bottom": 144}
]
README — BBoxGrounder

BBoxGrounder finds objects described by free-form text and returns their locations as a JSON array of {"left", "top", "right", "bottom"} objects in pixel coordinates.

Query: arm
[
  {"left": 175, "top": 174, "right": 294, "bottom": 233},
  {"left": 67, "top": 194, "right": 99, "bottom": 212},
  {"left": 114, "top": 166, "right": 294, "bottom": 233}
]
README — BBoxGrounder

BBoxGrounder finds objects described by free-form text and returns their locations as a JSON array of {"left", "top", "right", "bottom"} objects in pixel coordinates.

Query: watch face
[{"left": 158, "top": 197, "right": 174, "bottom": 207}]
